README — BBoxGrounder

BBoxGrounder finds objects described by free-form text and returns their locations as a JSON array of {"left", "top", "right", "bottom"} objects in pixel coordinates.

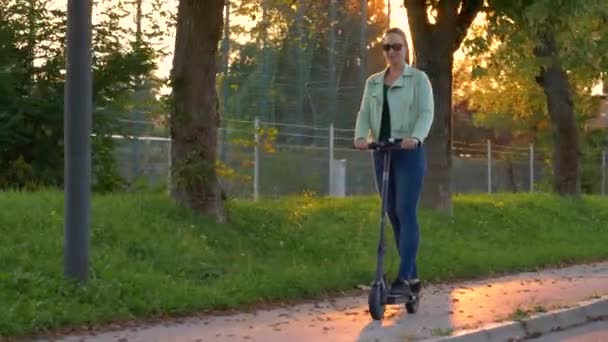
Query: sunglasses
[{"left": 382, "top": 43, "right": 403, "bottom": 52}]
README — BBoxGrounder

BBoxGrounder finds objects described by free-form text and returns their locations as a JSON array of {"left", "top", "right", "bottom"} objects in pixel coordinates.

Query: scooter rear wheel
[
  {"left": 368, "top": 284, "right": 385, "bottom": 320},
  {"left": 405, "top": 295, "right": 420, "bottom": 314}
]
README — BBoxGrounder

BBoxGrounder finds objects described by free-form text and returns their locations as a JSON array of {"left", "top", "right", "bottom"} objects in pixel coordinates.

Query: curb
[{"left": 432, "top": 296, "right": 608, "bottom": 341}]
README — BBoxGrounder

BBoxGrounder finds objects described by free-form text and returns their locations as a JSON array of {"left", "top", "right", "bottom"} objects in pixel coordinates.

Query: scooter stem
[{"left": 375, "top": 149, "right": 391, "bottom": 282}]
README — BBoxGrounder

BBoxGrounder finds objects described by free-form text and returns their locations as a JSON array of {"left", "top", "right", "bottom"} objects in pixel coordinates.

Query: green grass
[{"left": 1, "top": 191, "right": 608, "bottom": 338}]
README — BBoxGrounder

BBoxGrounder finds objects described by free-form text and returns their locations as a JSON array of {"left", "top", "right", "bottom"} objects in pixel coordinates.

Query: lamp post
[{"left": 64, "top": 0, "right": 92, "bottom": 282}]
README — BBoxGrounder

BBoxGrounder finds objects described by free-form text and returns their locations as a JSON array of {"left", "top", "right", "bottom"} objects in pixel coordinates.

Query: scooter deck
[{"left": 386, "top": 293, "right": 420, "bottom": 304}]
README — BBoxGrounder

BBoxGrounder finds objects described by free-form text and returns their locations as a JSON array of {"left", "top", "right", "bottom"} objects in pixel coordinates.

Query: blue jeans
[{"left": 372, "top": 146, "right": 425, "bottom": 281}]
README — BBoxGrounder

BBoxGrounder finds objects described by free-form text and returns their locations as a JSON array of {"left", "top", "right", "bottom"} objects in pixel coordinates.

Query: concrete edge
[{"left": 431, "top": 296, "right": 608, "bottom": 341}]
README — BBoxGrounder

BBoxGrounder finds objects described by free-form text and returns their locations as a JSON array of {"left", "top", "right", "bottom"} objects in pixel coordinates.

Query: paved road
[
  {"left": 50, "top": 262, "right": 608, "bottom": 342},
  {"left": 532, "top": 319, "right": 608, "bottom": 342}
]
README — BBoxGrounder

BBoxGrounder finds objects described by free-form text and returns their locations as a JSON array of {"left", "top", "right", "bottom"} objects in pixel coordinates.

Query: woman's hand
[
  {"left": 354, "top": 138, "right": 368, "bottom": 150},
  {"left": 401, "top": 137, "right": 420, "bottom": 150}
]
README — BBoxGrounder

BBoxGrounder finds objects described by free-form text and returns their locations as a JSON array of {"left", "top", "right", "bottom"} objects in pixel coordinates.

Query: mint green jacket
[{"left": 354, "top": 65, "right": 434, "bottom": 143}]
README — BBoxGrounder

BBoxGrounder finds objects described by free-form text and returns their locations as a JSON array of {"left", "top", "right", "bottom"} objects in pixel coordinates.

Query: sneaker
[
  {"left": 410, "top": 278, "right": 421, "bottom": 294},
  {"left": 389, "top": 278, "right": 412, "bottom": 296}
]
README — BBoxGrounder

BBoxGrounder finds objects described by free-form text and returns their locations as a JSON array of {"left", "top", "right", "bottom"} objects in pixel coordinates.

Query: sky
[{"left": 387, "top": 0, "right": 410, "bottom": 36}]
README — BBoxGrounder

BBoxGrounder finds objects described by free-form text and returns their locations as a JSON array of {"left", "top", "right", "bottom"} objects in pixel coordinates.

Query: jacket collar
[{"left": 370, "top": 64, "right": 414, "bottom": 87}]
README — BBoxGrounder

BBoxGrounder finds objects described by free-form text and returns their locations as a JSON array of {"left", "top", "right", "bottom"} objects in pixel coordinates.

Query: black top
[{"left": 379, "top": 83, "right": 391, "bottom": 142}]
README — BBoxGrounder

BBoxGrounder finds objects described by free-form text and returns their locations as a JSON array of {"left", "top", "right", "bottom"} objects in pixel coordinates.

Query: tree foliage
[
  {"left": 462, "top": 0, "right": 608, "bottom": 195},
  {"left": 224, "top": 0, "right": 389, "bottom": 131},
  {"left": 0, "top": 0, "right": 170, "bottom": 191}
]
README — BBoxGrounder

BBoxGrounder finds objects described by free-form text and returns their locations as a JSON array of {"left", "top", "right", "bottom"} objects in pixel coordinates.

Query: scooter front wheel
[{"left": 368, "top": 284, "right": 386, "bottom": 320}]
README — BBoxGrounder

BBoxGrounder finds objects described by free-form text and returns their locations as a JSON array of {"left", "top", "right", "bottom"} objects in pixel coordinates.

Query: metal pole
[
  {"left": 328, "top": 0, "right": 337, "bottom": 125},
  {"left": 64, "top": 0, "right": 92, "bottom": 282},
  {"left": 254, "top": 117, "right": 260, "bottom": 201},
  {"left": 132, "top": 0, "right": 143, "bottom": 180},
  {"left": 167, "top": 138, "right": 172, "bottom": 195},
  {"left": 602, "top": 149, "right": 606, "bottom": 196},
  {"left": 221, "top": 0, "right": 231, "bottom": 114},
  {"left": 219, "top": 0, "right": 230, "bottom": 163},
  {"left": 387, "top": 0, "right": 391, "bottom": 28},
  {"left": 329, "top": 123, "right": 334, "bottom": 195},
  {"left": 359, "top": 0, "right": 367, "bottom": 88},
  {"left": 530, "top": 143, "right": 534, "bottom": 192},
  {"left": 487, "top": 140, "right": 492, "bottom": 194}
]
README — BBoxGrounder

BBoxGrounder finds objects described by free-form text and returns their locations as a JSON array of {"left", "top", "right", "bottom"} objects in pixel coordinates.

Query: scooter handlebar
[
  {"left": 367, "top": 139, "right": 403, "bottom": 150},
  {"left": 354, "top": 139, "right": 404, "bottom": 151}
]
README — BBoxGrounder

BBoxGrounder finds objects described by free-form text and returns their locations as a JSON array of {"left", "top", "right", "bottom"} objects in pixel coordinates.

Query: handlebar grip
[
  {"left": 368, "top": 139, "right": 403, "bottom": 150},
  {"left": 354, "top": 138, "right": 420, "bottom": 151}
]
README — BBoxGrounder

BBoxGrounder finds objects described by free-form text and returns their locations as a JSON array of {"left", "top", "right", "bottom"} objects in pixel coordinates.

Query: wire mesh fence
[{"left": 110, "top": 118, "right": 608, "bottom": 199}]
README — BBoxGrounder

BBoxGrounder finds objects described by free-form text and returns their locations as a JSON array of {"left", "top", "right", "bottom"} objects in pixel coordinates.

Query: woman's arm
[
  {"left": 354, "top": 78, "right": 372, "bottom": 140},
  {"left": 411, "top": 71, "right": 434, "bottom": 143}
]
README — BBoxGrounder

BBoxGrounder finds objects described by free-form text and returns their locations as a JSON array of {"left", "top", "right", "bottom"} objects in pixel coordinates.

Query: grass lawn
[{"left": 1, "top": 190, "right": 608, "bottom": 338}]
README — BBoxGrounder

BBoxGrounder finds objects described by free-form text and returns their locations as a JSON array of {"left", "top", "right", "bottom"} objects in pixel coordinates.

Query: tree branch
[{"left": 453, "top": 0, "right": 483, "bottom": 50}]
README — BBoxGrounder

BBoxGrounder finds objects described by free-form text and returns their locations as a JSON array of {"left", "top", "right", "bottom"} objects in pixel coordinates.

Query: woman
[{"left": 354, "top": 27, "right": 434, "bottom": 296}]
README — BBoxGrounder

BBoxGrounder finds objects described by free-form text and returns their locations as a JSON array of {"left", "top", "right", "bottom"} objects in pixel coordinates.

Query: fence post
[
  {"left": 254, "top": 117, "right": 260, "bottom": 201},
  {"left": 132, "top": 121, "right": 140, "bottom": 179},
  {"left": 331, "top": 159, "right": 347, "bottom": 197},
  {"left": 487, "top": 140, "right": 492, "bottom": 193},
  {"left": 602, "top": 149, "right": 606, "bottom": 196},
  {"left": 329, "top": 123, "right": 334, "bottom": 195},
  {"left": 530, "top": 143, "right": 534, "bottom": 192}
]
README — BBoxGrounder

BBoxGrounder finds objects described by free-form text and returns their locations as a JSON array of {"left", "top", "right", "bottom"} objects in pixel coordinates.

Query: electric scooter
[{"left": 361, "top": 138, "right": 421, "bottom": 320}]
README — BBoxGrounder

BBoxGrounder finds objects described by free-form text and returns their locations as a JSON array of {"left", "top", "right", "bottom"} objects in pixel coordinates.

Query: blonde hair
[{"left": 384, "top": 27, "right": 407, "bottom": 43}]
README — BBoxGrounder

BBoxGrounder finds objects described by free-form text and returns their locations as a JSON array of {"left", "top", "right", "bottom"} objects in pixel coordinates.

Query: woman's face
[{"left": 383, "top": 33, "right": 407, "bottom": 66}]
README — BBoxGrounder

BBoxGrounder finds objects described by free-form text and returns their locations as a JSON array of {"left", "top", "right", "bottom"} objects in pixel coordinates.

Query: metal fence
[{"left": 110, "top": 118, "right": 608, "bottom": 198}]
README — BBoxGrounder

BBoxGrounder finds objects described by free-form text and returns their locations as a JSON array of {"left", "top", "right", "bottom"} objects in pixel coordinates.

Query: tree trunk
[
  {"left": 135, "top": 0, "right": 142, "bottom": 43},
  {"left": 506, "top": 156, "right": 518, "bottom": 192},
  {"left": 415, "top": 50, "right": 454, "bottom": 213},
  {"left": 170, "top": 0, "right": 226, "bottom": 222},
  {"left": 541, "top": 65, "right": 580, "bottom": 196},
  {"left": 535, "top": 31, "right": 580, "bottom": 196},
  {"left": 405, "top": 0, "right": 483, "bottom": 214}
]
